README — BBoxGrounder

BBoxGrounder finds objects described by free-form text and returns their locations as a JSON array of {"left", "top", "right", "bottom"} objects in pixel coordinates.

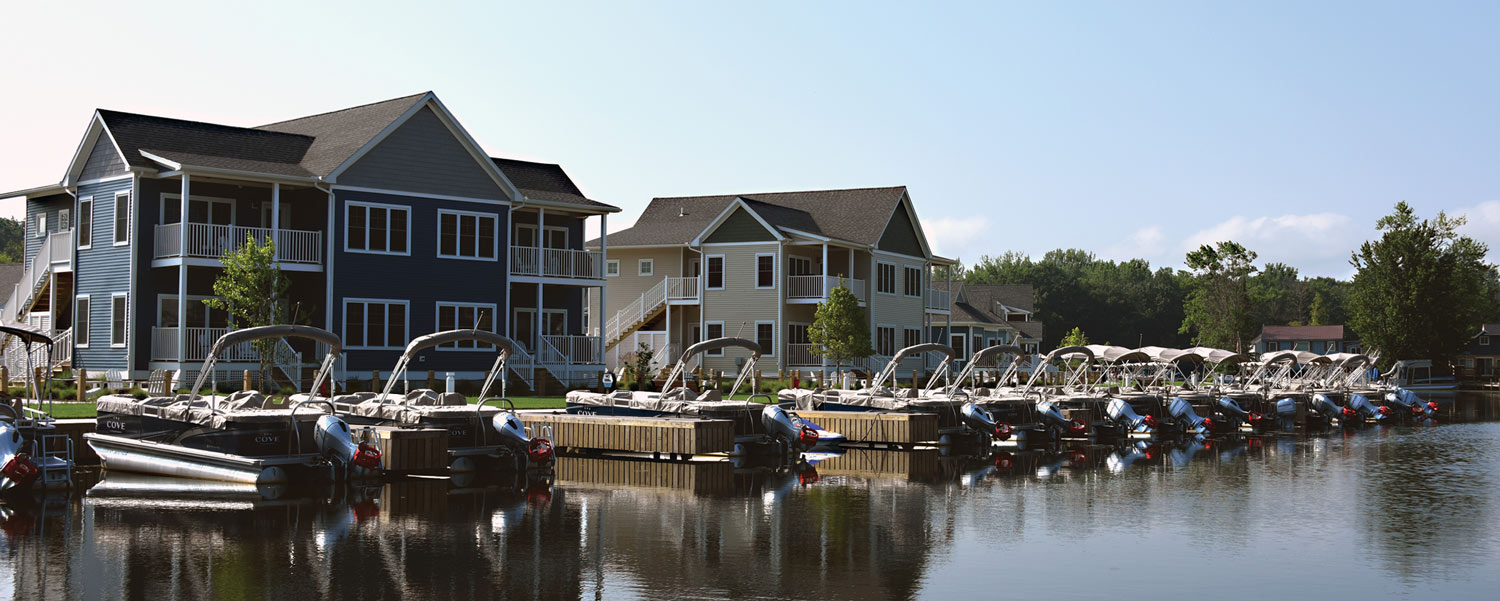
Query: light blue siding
[{"left": 74, "top": 178, "right": 134, "bottom": 372}]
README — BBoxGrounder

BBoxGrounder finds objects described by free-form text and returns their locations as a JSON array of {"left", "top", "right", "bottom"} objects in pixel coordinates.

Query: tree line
[{"left": 957, "top": 203, "right": 1496, "bottom": 367}]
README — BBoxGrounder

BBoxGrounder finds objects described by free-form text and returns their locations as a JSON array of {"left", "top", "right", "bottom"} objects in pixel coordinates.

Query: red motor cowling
[
  {"left": 1342, "top": 407, "right": 1357, "bottom": 419},
  {"left": 994, "top": 452, "right": 1014, "bottom": 470},
  {"left": 1201, "top": 417, "right": 1215, "bottom": 432},
  {"left": 1068, "top": 419, "right": 1087, "bottom": 435},
  {"left": 352, "top": 443, "right": 382, "bottom": 470},
  {"left": 1, "top": 453, "right": 39, "bottom": 486},
  {"left": 1142, "top": 414, "right": 1158, "bottom": 429},
  {"left": 1247, "top": 411, "right": 1263, "bottom": 424},
  {"left": 798, "top": 425, "right": 820, "bottom": 448},
  {"left": 528, "top": 438, "right": 555, "bottom": 464},
  {"left": 1378, "top": 406, "right": 1392, "bottom": 417},
  {"left": 1427, "top": 401, "right": 1439, "bottom": 412},
  {"left": 994, "top": 423, "right": 1014, "bottom": 441}
]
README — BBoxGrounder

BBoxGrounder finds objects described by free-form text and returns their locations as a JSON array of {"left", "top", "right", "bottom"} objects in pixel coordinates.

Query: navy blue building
[{"left": 2, "top": 92, "right": 617, "bottom": 392}]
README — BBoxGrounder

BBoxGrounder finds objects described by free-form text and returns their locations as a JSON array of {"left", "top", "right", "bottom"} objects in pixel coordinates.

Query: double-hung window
[
  {"left": 436, "top": 302, "right": 496, "bottom": 349},
  {"left": 77, "top": 198, "right": 93, "bottom": 249},
  {"left": 110, "top": 293, "right": 127, "bottom": 347},
  {"left": 876, "top": 326, "right": 896, "bottom": 356},
  {"left": 35, "top": 214, "right": 46, "bottom": 238},
  {"left": 605, "top": 260, "right": 620, "bottom": 277},
  {"left": 74, "top": 295, "right": 90, "bottom": 347},
  {"left": 904, "top": 327, "right": 923, "bottom": 349},
  {"left": 876, "top": 262, "right": 896, "bottom": 295},
  {"left": 756, "top": 321, "right": 775, "bottom": 357},
  {"left": 706, "top": 322, "right": 724, "bottom": 355},
  {"left": 756, "top": 254, "right": 775, "bottom": 288},
  {"left": 639, "top": 258, "right": 654, "bottom": 276},
  {"left": 706, "top": 256, "right": 725, "bottom": 289},
  {"left": 438, "top": 209, "right": 498, "bottom": 260},
  {"left": 903, "top": 266, "right": 922, "bottom": 297},
  {"left": 113, "top": 192, "right": 130, "bottom": 245},
  {"left": 347, "top": 202, "right": 410, "bottom": 255},
  {"left": 344, "top": 299, "right": 409, "bottom": 349}
]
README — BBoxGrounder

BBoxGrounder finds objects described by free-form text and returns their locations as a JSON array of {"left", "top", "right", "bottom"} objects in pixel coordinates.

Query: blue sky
[{"left": 2, "top": 1, "right": 1496, "bottom": 277}]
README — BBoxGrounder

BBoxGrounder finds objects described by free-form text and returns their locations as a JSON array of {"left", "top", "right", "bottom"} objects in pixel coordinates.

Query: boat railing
[{"left": 288, "top": 399, "right": 336, "bottom": 455}]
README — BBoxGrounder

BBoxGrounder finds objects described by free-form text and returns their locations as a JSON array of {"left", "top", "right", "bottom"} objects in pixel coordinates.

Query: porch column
[
  {"left": 535, "top": 283, "right": 543, "bottom": 354},
  {"left": 535, "top": 207, "right": 545, "bottom": 353},
  {"left": 598, "top": 214, "right": 607, "bottom": 339},
  {"left": 821, "top": 243, "right": 829, "bottom": 295},
  {"left": 271, "top": 183, "right": 280, "bottom": 262},
  {"left": 945, "top": 265, "right": 952, "bottom": 343},
  {"left": 178, "top": 174, "right": 190, "bottom": 362}
]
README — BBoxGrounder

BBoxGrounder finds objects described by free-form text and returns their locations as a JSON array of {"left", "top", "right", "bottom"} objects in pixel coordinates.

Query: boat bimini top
[
  {"left": 778, "top": 343, "right": 960, "bottom": 410},
  {"left": 567, "top": 337, "right": 767, "bottom": 413},
  {"left": 96, "top": 325, "right": 345, "bottom": 428},
  {"left": 322, "top": 329, "right": 519, "bottom": 424},
  {"left": 1020, "top": 345, "right": 1095, "bottom": 397},
  {"left": 942, "top": 344, "right": 1025, "bottom": 397}
]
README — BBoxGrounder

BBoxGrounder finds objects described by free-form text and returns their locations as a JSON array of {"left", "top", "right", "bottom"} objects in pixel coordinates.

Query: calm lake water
[{"left": 3, "top": 409, "right": 1499, "bottom": 600}]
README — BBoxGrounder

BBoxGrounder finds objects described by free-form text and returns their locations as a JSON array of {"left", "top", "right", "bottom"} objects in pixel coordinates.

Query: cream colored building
[{"left": 589, "top": 187, "right": 957, "bottom": 378}]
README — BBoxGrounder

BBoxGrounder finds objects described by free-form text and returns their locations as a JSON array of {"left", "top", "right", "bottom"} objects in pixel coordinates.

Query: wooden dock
[
  {"left": 554, "top": 455, "right": 736, "bottom": 494},
  {"left": 371, "top": 426, "right": 448, "bottom": 475},
  {"left": 796, "top": 410, "right": 939, "bottom": 446},
  {"left": 519, "top": 412, "right": 735, "bottom": 456}
]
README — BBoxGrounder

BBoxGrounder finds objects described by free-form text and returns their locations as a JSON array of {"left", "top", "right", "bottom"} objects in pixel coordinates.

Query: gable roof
[
  {"left": 0, "top": 264, "right": 23, "bottom": 307},
  {"left": 1255, "top": 324, "right": 1354, "bottom": 341},
  {"left": 490, "top": 157, "right": 618, "bottom": 212},
  {"left": 255, "top": 93, "right": 428, "bottom": 177},
  {"left": 594, "top": 186, "right": 912, "bottom": 249},
  {"left": 936, "top": 281, "right": 1043, "bottom": 340}
]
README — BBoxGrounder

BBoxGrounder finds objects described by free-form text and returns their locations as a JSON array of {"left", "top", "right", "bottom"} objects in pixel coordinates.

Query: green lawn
[{"left": 39, "top": 403, "right": 99, "bottom": 419}]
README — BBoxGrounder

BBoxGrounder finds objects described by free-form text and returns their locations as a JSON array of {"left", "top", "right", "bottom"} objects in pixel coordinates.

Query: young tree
[
  {"left": 203, "top": 234, "right": 297, "bottom": 386},
  {"left": 1060, "top": 326, "right": 1088, "bottom": 347},
  {"left": 809, "top": 283, "right": 875, "bottom": 373},
  {"left": 0, "top": 217, "right": 24, "bottom": 263},
  {"left": 1349, "top": 202, "right": 1500, "bottom": 368},
  {"left": 1180, "top": 241, "right": 1259, "bottom": 351}
]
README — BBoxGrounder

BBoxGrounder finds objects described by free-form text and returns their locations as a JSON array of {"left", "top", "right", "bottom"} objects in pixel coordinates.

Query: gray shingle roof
[
  {"left": 934, "top": 281, "right": 1043, "bottom": 340},
  {"left": 593, "top": 186, "right": 908, "bottom": 247},
  {"left": 1011, "top": 320, "right": 1045, "bottom": 340},
  {"left": 96, "top": 93, "right": 430, "bottom": 179},
  {"left": 0, "top": 264, "right": 23, "bottom": 306},
  {"left": 490, "top": 157, "right": 618, "bottom": 212},
  {"left": 1256, "top": 325, "right": 1353, "bottom": 341}
]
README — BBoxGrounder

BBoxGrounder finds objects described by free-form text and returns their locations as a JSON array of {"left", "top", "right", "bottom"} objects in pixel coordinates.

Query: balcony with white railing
[
  {"left": 542, "top": 335, "right": 604, "bottom": 365},
  {"left": 786, "top": 275, "right": 866, "bottom": 301},
  {"left": 151, "top": 327, "right": 300, "bottom": 362},
  {"left": 786, "top": 343, "right": 820, "bottom": 366},
  {"left": 6, "top": 230, "right": 73, "bottom": 322},
  {"left": 510, "top": 246, "right": 604, "bottom": 280},
  {"left": 926, "top": 287, "right": 951, "bottom": 312},
  {"left": 154, "top": 223, "right": 323, "bottom": 265},
  {"left": 666, "top": 276, "right": 699, "bottom": 302}
]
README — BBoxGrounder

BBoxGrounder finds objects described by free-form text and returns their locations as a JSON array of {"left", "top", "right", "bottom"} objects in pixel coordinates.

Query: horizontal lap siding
[
  {"left": 603, "top": 248, "right": 685, "bottom": 332},
  {"left": 25, "top": 193, "right": 73, "bottom": 261},
  {"left": 701, "top": 243, "right": 778, "bottom": 374},
  {"left": 75, "top": 178, "right": 134, "bottom": 372},
  {"left": 333, "top": 190, "right": 508, "bottom": 373},
  {"left": 78, "top": 137, "right": 127, "bottom": 182}
]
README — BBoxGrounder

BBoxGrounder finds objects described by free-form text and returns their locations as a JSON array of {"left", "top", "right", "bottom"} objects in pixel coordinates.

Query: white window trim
[
  {"left": 77, "top": 197, "right": 93, "bottom": 250},
  {"left": 110, "top": 292, "right": 128, "bottom": 347},
  {"left": 342, "top": 298, "right": 411, "bottom": 350},
  {"left": 158, "top": 193, "right": 238, "bottom": 225},
  {"left": 1482, "top": 336, "right": 1491, "bottom": 346},
  {"left": 876, "top": 262, "right": 897, "bottom": 296},
  {"left": 58, "top": 207, "right": 70, "bottom": 231},
  {"left": 788, "top": 256, "right": 814, "bottom": 277},
  {"left": 786, "top": 321, "right": 811, "bottom": 345},
  {"left": 344, "top": 200, "right": 413, "bottom": 257},
  {"left": 35, "top": 213, "right": 46, "bottom": 238},
  {"left": 113, "top": 191, "right": 131, "bottom": 246},
  {"left": 605, "top": 259, "right": 620, "bottom": 277},
  {"left": 638, "top": 258, "right": 655, "bottom": 277},
  {"left": 876, "top": 323, "right": 897, "bottom": 356},
  {"left": 436, "top": 301, "right": 499, "bottom": 351},
  {"left": 903, "top": 265, "right": 923, "bottom": 298},
  {"left": 755, "top": 253, "right": 776, "bottom": 290},
  {"left": 705, "top": 321, "right": 725, "bottom": 356},
  {"left": 904, "top": 326, "right": 923, "bottom": 348},
  {"left": 74, "top": 294, "right": 90, "bottom": 348},
  {"left": 705, "top": 255, "right": 726, "bottom": 290},
  {"left": 755, "top": 320, "right": 777, "bottom": 357},
  {"left": 543, "top": 225, "right": 570, "bottom": 249},
  {"left": 436, "top": 208, "right": 500, "bottom": 262}
]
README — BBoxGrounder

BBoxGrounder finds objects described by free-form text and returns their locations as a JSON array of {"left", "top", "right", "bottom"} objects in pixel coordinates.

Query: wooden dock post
[
  {"left": 76, "top": 368, "right": 86, "bottom": 401},
  {"left": 0, "top": 366, "right": 7, "bottom": 386},
  {"left": 427, "top": 370, "right": 436, "bottom": 390},
  {"left": 243, "top": 370, "right": 253, "bottom": 392},
  {"left": 372, "top": 370, "right": 381, "bottom": 393},
  {"left": 162, "top": 371, "right": 174, "bottom": 396}
]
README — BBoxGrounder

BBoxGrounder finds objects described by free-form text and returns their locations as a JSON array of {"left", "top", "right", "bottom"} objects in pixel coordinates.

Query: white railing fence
[
  {"left": 787, "top": 275, "right": 866, "bottom": 300},
  {"left": 510, "top": 246, "right": 603, "bottom": 279},
  {"left": 153, "top": 223, "right": 323, "bottom": 264},
  {"left": 604, "top": 278, "right": 668, "bottom": 343},
  {"left": 927, "top": 287, "right": 951, "bottom": 310},
  {"left": 7, "top": 231, "right": 71, "bottom": 322},
  {"left": 666, "top": 276, "right": 699, "bottom": 301},
  {"left": 786, "top": 343, "right": 820, "bottom": 366},
  {"left": 544, "top": 335, "right": 603, "bottom": 365}
]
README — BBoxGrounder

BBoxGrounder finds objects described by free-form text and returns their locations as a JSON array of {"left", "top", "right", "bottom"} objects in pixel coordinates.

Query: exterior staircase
[{"left": 604, "top": 278, "right": 668, "bottom": 349}]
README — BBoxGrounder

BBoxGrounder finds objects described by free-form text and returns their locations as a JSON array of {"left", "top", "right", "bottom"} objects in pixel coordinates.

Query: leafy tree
[
  {"left": 203, "top": 234, "right": 298, "bottom": 387},
  {"left": 624, "top": 342, "right": 656, "bottom": 390},
  {"left": 1060, "top": 326, "right": 1088, "bottom": 347},
  {"left": 809, "top": 282, "right": 875, "bottom": 372},
  {"left": 1180, "top": 241, "right": 1259, "bottom": 351},
  {"left": 1348, "top": 202, "right": 1500, "bottom": 368},
  {"left": 0, "top": 217, "right": 24, "bottom": 263}
]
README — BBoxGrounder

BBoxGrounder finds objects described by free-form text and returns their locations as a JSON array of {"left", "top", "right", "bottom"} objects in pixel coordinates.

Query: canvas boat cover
[
  {"left": 96, "top": 391, "right": 332, "bottom": 428},
  {"left": 1181, "top": 346, "right": 1252, "bottom": 364}
]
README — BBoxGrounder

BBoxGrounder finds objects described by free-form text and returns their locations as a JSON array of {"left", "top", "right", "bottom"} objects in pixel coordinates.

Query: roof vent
[{"left": 679, "top": 206, "right": 687, "bottom": 217}]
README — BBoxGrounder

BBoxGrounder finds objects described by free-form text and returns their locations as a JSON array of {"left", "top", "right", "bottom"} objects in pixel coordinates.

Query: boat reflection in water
[{"left": 3, "top": 414, "right": 1500, "bottom": 600}]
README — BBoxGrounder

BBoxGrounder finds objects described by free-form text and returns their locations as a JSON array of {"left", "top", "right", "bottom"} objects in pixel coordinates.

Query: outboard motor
[
  {"left": 1105, "top": 398, "right": 1156, "bottom": 433},
  {"left": 959, "top": 403, "right": 1009, "bottom": 441},
  {"left": 1036, "top": 399, "right": 1088, "bottom": 437},
  {"left": 1167, "top": 397, "right": 1213, "bottom": 436},
  {"left": 1309, "top": 394, "right": 1342, "bottom": 426},
  {"left": 491, "top": 412, "right": 553, "bottom": 467},
  {"left": 762, "top": 405, "right": 821, "bottom": 451},
  {"left": 1385, "top": 388, "right": 1436, "bottom": 421},
  {"left": 1346, "top": 393, "right": 1388, "bottom": 422},
  {"left": 1105, "top": 441, "right": 1152, "bottom": 474},
  {"left": 0, "top": 422, "right": 39, "bottom": 492},
  {"left": 313, "top": 415, "right": 382, "bottom": 474},
  {"left": 1214, "top": 397, "right": 1251, "bottom": 430},
  {"left": 1274, "top": 398, "right": 1299, "bottom": 429}
]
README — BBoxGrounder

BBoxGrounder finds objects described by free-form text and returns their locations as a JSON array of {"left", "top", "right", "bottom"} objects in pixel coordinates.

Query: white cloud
[
  {"left": 1101, "top": 225, "right": 1165, "bottom": 263},
  {"left": 924, "top": 215, "right": 992, "bottom": 260},
  {"left": 1176, "top": 212, "right": 1361, "bottom": 277},
  {"left": 1456, "top": 200, "right": 1500, "bottom": 263}
]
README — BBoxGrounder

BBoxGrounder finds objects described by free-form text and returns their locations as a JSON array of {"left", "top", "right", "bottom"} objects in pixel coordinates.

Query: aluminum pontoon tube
[{"left": 85, "top": 433, "right": 300, "bottom": 485}]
